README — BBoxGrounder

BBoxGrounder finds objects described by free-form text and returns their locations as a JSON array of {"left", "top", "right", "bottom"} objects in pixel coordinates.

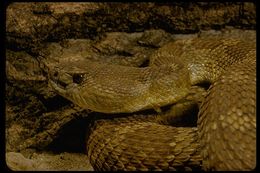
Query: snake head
[{"left": 48, "top": 67, "right": 85, "bottom": 99}]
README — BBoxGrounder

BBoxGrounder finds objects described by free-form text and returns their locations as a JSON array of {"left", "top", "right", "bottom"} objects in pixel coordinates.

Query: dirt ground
[{"left": 6, "top": 151, "right": 93, "bottom": 171}]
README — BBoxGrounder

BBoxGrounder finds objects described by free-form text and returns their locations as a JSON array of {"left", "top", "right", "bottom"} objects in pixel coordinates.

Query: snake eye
[{"left": 73, "top": 74, "right": 84, "bottom": 84}]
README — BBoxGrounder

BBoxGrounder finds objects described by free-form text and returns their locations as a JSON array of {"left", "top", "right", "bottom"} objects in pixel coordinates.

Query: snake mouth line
[
  {"left": 49, "top": 79, "right": 68, "bottom": 92},
  {"left": 50, "top": 77, "right": 80, "bottom": 95},
  {"left": 53, "top": 79, "right": 68, "bottom": 89}
]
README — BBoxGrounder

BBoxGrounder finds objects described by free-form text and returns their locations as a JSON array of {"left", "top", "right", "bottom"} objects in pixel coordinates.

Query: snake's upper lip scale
[
  {"left": 49, "top": 79, "right": 79, "bottom": 95},
  {"left": 49, "top": 79, "right": 67, "bottom": 91},
  {"left": 56, "top": 80, "right": 68, "bottom": 88}
]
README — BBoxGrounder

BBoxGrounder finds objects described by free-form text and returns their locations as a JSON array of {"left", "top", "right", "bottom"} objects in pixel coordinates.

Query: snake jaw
[{"left": 49, "top": 79, "right": 79, "bottom": 99}]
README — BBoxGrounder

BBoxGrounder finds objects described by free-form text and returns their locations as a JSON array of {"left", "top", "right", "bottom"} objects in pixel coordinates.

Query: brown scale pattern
[
  {"left": 49, "top": 37, "right": 256, "bottom": 170},
  {"left": 50, "top": 60, "right": 191, "bottom": 113},
  {"left": 87, "top": 119, "right": 202, "bottom": 171},
  {"left": 198, "top": 55, "right": 256, "bottom": 170}
]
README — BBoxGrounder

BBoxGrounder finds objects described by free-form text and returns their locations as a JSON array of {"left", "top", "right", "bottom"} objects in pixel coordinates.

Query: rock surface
[
  {"left": 6, "top": 151, "right": 93, "bottom": 171},
  {"left": 6, "top": 2, "right": 255, "bottom": 52}
]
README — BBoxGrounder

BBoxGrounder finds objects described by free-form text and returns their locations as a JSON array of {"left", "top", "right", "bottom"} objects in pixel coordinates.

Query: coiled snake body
[{"left": 49, "top": 37, "right": 256, "bottom": 171}]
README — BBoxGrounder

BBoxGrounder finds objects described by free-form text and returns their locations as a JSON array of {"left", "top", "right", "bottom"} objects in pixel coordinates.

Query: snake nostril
[{"left": 53, "top": 71, "right": 58, "bottom": 77}]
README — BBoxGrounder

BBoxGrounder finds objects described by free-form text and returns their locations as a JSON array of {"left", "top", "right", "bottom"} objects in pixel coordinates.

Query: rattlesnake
[{"left": 49, "top": 37, "right": 256, "bottom": 171}]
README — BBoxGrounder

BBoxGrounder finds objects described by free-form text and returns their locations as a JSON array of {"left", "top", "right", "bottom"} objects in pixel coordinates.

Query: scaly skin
[
  {"left": 49, "top": 61, "right": 191, "bottom": 113},
  {"left": 49, "top": 37, "right": 256, "bottom": 171}
]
